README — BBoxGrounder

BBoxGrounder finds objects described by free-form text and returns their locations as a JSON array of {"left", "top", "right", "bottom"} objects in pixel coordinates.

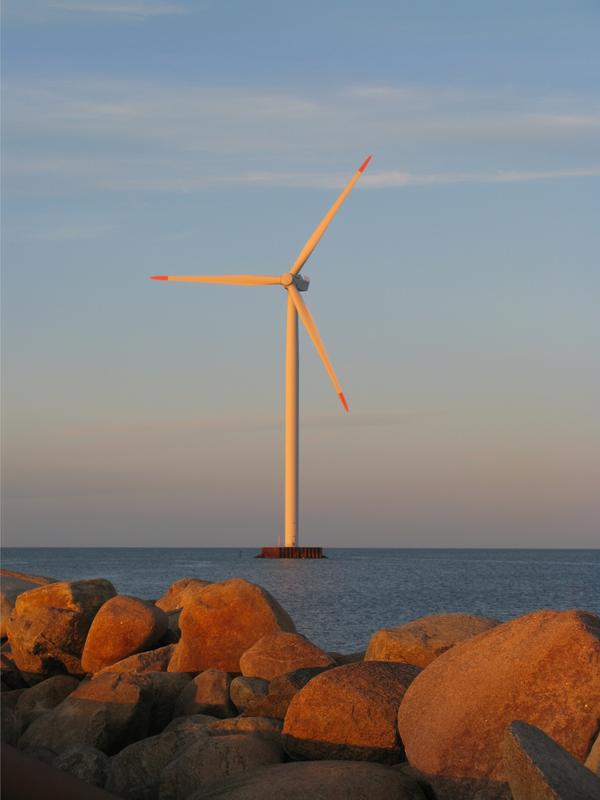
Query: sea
[{"left": 2, "top": 548, "right": 599, "bottom": 653}]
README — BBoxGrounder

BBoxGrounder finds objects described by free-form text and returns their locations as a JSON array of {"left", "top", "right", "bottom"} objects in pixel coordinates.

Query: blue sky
[{"left": 2, "top": 0, "right": 599, "bottom": 547}]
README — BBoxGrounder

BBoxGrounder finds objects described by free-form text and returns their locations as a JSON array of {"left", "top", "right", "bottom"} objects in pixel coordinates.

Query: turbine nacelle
[{"left": 281, "top": 272, "right": 309, "bottom": 292}]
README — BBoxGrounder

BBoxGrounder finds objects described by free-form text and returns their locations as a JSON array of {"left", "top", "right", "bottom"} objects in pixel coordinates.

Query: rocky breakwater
[{"left": 0, "top": 567, "right": 599, "bottom": 800}]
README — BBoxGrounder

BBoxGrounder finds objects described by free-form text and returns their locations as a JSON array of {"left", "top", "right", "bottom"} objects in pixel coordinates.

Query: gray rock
[
  {"left": 21, "top": 744, "right": 57, "bottom": 764},
  {"left": 174, "top": 669, "right": 236, "bottom": 719},
  {"left": 106, "top": 728, "right": 210, "bottom": 800},
  {"left": 163, "top": 713, "right": 219, "bottom": 734},
  {"left": 229, "top": 676, "right": 268, "bottom": 713},
  {"left": 17, "top": 674, "right": 80, "bottom": 728},
  {"left": 503, "top": 720, "right": 600, "bottom": 800},
  {"left": 147, "top": 672, "right": 193, "bottom": 733},
  {"left": 158, "top": 733, "right": 283, "bottom": 800},
  {"left": 194, "top": 760, "right": 428, "bottom": 800},
  {"left": 243, "top": 666, "right": 328, "bottom": 720},
  {"left": 18, "top": 671, "right": 158, "bottom": 755},
  {"left": 1, "top": 705, "right": 21, "bottom": 746},
  {"left": 54, "top": 745, "right": 109, "bottom": 787}
]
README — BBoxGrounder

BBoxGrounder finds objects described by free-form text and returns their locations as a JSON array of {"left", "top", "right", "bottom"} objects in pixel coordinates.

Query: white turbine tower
[{"left": 152, "top": 155, "right": 371, "bottom": 552}]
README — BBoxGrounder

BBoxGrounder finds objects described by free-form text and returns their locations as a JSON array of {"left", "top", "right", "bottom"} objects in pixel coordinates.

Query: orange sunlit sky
[{"left": 2, "top": 1, "right": 599, "bottom": 547}]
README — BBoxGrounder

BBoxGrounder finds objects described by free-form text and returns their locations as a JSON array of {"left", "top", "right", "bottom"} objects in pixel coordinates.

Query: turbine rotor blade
[
  {"left": 290, "top": 154, "right": 372, "bottom": 276},
  {"left": 151, "top": 275, "right": 281, "bottom": 286},
  {"left": 288, "top": 284, "right": 348, "bottom": 412}
]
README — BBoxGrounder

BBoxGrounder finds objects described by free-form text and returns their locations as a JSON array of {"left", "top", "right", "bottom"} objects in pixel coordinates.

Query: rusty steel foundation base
[{"left": 256, "top": 546, "right": 325, "bottom": 559}]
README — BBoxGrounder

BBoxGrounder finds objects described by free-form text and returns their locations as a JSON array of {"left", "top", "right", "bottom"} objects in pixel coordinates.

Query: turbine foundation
[{"left": 256, "top": 546, "right": 325, "bottom": 559}]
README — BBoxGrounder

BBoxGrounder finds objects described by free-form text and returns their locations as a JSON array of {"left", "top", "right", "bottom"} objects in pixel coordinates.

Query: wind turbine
[{"left": 151, "top": 155, "right": 371, "bottom": 551}]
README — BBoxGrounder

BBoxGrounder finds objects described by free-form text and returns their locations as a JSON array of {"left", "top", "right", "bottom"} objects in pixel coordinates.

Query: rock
[
  {"left": 1, "top": 570, "right": 55, "bottom": 638},
  {"left": 22, "top": 744, "right": 57, "bottom": 764},
  {"left": 6, "top": 579, "right": 116, "bottom": 679},
  {"left": 1, "top": 642, "right": 28, "bottom": 690},
  {"left": 19, "top": 671, "right": 158, "bottom": 755},
  {"left": 82, "top": 596, "right": 169, "bottom": 673},
  {"left": 283, "top": 661, "right": 420, "bottom": 763},
  {"left": 163, "top": 714, "right": 219, "bottom": 734},
  {"left": 195, "top": 760, "right": 428, "bottom": 800},
  {"left": 168, "top": 578, "right": 295, "bottom": 673},
  {"left": 155, "top": 577, "right": 212, "bottom": 613},
  {"left": 586, "top": 731, "right": 600, "bottom": 775},
  {"left": 243, "top": 666, "right": 329, "bottom": 720},
  {"left": 96, "top": 644, "right": 175, "bottom": 675},
  {"left": 209, "top": 716, "right": 282, "bottom": 739},
  {"left": 230, "top": 676, "right": 268, "bottom": 713},
  {"left": 240, "top": 632, "right": 335, "bottom": 680},
  {"left": 398, "top": 610, "right": 600, "bottom": 800},
  {"left": 174, "top": 669, "right": 236, "bottom": 719},
  {"left": 166, "top": 611, "right": 181, "bottom": 642},
  {"left": 106, "top": 728, "right": 210, "bottom": 800},
  {"left": 1, "top": 705, "right": 21, "bottom": 746},
  {"left": 328, "top": 650, "right": 365, "bottom": 665},
  {"left": 2, "top": 743, "right": 123, "bottom": 800},
  {"left": 503, "top": 720, "right": 600, "bottom": 800},
  {"left": 366, "top": 613, "right": 499, "bottom": 667},
  {"left": 54, "top": 745, "right": 109, "bottom": 787},
  {"left": 17, "top": 674, "right": 80, "bottom": 728},
  {"left": 147, "top": 672, "right": 193, "bottom": 733},
  {"left": 159, "top": 733, "right": 284, "bottom": 800}
]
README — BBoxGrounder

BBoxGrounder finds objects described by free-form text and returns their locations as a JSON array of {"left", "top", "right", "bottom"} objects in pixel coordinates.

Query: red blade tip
[
  {"left": 359, "top": 155, "right": 372, "bottom": 173},
  {"left": 151, "top": 275, "right": 169, "bottom": 280},
  {"left": 339, "top": 392, "right": 349, "bottom": 412}
]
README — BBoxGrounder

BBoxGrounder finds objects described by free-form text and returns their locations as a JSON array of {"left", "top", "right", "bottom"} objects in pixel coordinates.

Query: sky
[{"left": 1, "top": 0, "right": 599, "bottom": 548}]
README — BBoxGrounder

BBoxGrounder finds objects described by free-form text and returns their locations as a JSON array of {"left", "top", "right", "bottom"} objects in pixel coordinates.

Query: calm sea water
[{"left": 2, "top": 548, "right": 599, "bottom": 652}]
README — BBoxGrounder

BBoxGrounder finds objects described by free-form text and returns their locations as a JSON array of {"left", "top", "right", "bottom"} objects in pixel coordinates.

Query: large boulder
[
  {"left": 168, "top": 578, "right": 295, "bottom": 673},
  {"left": 53, "top": 745, "right": 109, "bottom": 788},
  {"left": 1, "top": 569, "right": 55, "bottom": 638},
  {"left": 240, "top": 632, "right": 334, "bottom": 680},
  {"left": 283, "top": 661, "right": 420, "bottom": 763},
  {"left": 19, "top": 671, "right": 160, "bottom": 754},
  {"left": 366, "top": 613, "right": 499, "bottom": 667},
  {"left": 503, "top": 720, "right": 600, "bottom": 800},
  {"left": 82, "top": 596, "right": 168, "bottom": 674},
  {"left": 155, "top": 578, "right": 212, "bottom": 613},
  {"left": 6, "top": 579, "right": 116, "bottom": 679},
  {"left": 243, "top": 666, "right": 328, "bottom": 720},
  {"left": 174, "top": 669, "right": 236, "bottom": 719},
  {"left": 398, "top": 610, "right": 600, "bottom": 800},
  {"left": 17, "top": 674, "right": 80, "bottom": 728},
  {"left": 159, "top": 733, "right": 284, "bottom": 800},
  {"left": 195, "top": 760, "right": 428, "bottom": 800},
  {"left": 105, "top": 727, "right": 210, "bottom": 800}
]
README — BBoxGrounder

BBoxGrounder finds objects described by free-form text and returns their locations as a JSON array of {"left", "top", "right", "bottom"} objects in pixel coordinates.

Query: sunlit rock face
[
  {"left": 7, "top": 579, "right": 116, "bottom": 679},
  {"left": 365, "top": 612, "right": 499, "bottom": 667},
  {"left": 81, "top": 595, "right": 168, "bottom": 673},
  {"left": 397, "top": 609, "right": 600, "bottom": 800},
  {"left": 240, "top": 632, "right": 335, "bottom": 680},
  {"left": 283, "top": 660, "right": 420, "bottom": 764},
  {"left": 167, "top": 578, "right": 296, "bottom": 673}
]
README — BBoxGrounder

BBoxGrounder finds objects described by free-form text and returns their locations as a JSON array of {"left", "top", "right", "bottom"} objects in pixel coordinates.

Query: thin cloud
[
  {"left": 4, "top": 79, "right": 600, "bottom": 194},
  {"left": 4, "top": 0, "right": 186, "bottom": 20}
]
